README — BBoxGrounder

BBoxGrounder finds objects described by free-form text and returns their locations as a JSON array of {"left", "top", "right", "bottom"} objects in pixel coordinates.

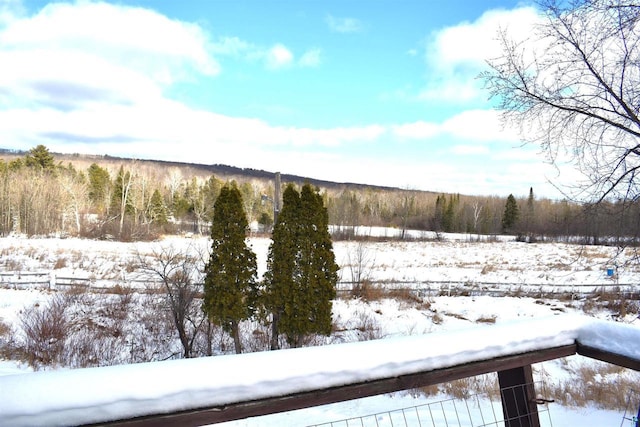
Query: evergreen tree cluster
[{"left": 202, "top": 182, "right": 338, "bottom": 353}]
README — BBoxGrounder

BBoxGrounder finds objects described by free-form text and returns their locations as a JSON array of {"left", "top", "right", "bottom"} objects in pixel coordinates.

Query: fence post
[{"left": 497, "top": 364, "right": 540, "bottom": 427}]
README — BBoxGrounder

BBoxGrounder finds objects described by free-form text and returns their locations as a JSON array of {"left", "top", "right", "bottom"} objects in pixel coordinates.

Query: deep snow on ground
[
  {"left": 0, "top": 233, "right": 637, "bottom": 287},
  {"left": 0, "top": 233, "right": 639, "bottom": 426}
]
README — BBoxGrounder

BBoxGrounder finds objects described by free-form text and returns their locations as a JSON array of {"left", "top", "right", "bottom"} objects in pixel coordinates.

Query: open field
[{"left": 0, "top": 233, "right": 639, "bottom": 425}]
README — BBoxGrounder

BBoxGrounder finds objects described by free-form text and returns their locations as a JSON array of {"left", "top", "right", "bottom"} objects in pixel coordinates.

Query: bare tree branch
[{"left": 483, "top": 0, "right": 640, "bottom": 203}]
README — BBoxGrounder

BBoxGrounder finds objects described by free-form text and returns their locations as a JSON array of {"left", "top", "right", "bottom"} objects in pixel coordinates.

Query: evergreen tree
[
  {"left": 149, "top": 189, "right": 168, "bottom": 226},
  {"left": 264, "top": 183, "right": 338, "bottom": 349},
  {"left": 525, "top": 187, "right": 535, "bottom": 237},
  {"left": 433, "top": 194, "right": 445, "bottom": 231},
  {"left": 87, "top": 163, "right": 111, "bottom": 213},
  {"left": 25, "top": 145, "right": 55, "bottom": 171},
  {"left": 264, "top": 184, "right": 300, "bottom": 350},
  {"left": 502, "top": 194, "right": 520, "bottom": 233},
  {"left": 443, "top": 195, "right": 457, "bottom": 233},
  {"left": 203, "top": 183, "right": 257, "bottom": 354}
]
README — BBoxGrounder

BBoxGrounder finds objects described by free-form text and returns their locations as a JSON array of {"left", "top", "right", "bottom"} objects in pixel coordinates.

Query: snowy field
[{"left": 0, "top": 232, "right": 639, "bottom": 426}]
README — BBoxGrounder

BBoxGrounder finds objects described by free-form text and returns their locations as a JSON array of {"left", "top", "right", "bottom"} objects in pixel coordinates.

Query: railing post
[{"left": 498, "top": 364, "right": 540, "bottom": 427}]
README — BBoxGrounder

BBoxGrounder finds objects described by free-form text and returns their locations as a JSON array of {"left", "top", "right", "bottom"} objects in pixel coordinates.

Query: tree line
[{"left": 1, "top": 145, "right": 638, "bottom": 243}]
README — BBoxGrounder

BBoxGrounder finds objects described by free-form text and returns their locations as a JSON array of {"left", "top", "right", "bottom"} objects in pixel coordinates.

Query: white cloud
[
  {"left": 392, "top": 110, "right": 519, "bottom": 143},
  {"left": 211, "top": 36, "right": 252, "bottom": 56},
  {"left": 326, "top": 15, "right": 363, "bottom": 33},
  {"left": 1, "top": 1, "right": 219, "bottom": 80},
  {"left": 213, "top": 37, "right": 317, "bottom": 71},
  {"left": 441, "top": 109, "right": 519, "bottom": 142},
  {"left": 299, "top": 48, "right": 321, "bottom": 67},
  {"left": 265, "top": 43, "right": 294, "bottom": 69},
  {"left": 392, "top": 121, "right": 439, "bottom": 139},
  {"left": 421, "top": 6, "right": 541, "bottom": 104},
  {"left": 0, "top": 1, "right": 219, "bottom": 111},
  {"left": 451, "top": 144, "right": 490, "bottom": 156}
]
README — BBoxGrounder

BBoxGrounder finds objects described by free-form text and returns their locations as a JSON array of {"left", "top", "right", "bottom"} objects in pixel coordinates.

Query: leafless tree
[
  {"left": 345, "top": 241, "right": 376, "bottom": 299},
  {"left": 483, "top": 0, "right": 640, "bottom": 203},
  {"left": 59, "top": 172, "right": 89, "bottom": 235},
  {"left": 137, "top": 243, "right": 209, "bottom": 358},
  {"left": 472, "top": 201, "right": 483, "bottom": 233}
]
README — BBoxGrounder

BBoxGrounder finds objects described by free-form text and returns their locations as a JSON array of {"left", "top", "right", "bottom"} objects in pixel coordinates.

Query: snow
[
  {"left": 0, "top": 233, "right": 639, "bottom": 426},
  {"left": 0, "top": 234, "right": 635, "bottom": 290},
  {"left": 0, "top": 315, "right": 638, "bottom": 426}
]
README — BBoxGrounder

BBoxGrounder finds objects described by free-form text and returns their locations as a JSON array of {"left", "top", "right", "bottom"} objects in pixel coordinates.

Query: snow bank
[{"left": 1, "top": 315, "right": 636, "bottom": 426}]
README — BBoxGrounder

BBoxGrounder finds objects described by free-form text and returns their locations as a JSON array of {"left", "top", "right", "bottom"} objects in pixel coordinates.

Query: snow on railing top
[{"left": 0, "top": 315, "right": 638, "bottom": 427}]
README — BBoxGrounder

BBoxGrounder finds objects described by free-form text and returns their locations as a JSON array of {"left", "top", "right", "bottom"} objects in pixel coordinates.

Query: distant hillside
[{"left": 0, "top": 148, "right": 417, "bottom": 194}]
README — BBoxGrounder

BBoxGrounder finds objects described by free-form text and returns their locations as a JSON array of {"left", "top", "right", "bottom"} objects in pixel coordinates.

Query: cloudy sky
[{"left": 0, "top": 0, "right": 569, "bottom": 198}]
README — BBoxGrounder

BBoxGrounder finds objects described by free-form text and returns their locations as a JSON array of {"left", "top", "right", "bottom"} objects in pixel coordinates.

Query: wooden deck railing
[{"left": 0, "top": 316, "right": 638, "bottom": 427}]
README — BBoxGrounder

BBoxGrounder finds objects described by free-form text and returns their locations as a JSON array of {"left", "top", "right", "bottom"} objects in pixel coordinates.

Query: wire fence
[
  {"left": 306, "top": 382, "right": 554, "bottom": 427},
  {"left": 621, "top": 389, "right": 640, "bottom": 427}
]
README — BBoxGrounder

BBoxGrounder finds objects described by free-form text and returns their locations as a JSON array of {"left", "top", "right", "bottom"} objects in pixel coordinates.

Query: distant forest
[{"left": 0, "top": 146, "right": 637, "bottom": 244}]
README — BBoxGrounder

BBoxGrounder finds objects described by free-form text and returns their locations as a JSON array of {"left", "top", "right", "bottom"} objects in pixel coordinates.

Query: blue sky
[{"left": 0, "top": 0, "right": 570, "bottom": 197}]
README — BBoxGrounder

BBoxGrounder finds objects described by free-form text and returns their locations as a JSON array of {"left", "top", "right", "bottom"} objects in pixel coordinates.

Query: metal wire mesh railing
[
  {"left": 306, "top": 381, "right": 554, "bottom": 427},
  {"left": 621, "top": 389, "right": 640, "bottom": 427}
]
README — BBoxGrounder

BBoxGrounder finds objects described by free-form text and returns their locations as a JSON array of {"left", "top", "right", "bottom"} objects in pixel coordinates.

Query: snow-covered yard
[{"left": 0, "top": 233, "right": 639, "bottom": 426}]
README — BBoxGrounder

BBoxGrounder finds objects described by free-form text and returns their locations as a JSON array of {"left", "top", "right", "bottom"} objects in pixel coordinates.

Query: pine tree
[
  {"left": 203, "top": 183, "right": 258, "bottom": 354},
  {"left": 87, "top": 163, "right": 111, "bottom": 213},
  {"left": 443, "top": 195, "right": 456, "bottom": 232},
  {"left": 502, "top": 194, "right": 520, "bottom": 233},
  {"left": 297, "top": 183, "right": 338, "bottom": 340},
  {"left": 433, "top": 194, "right": 445, "bottom": 231},
  {"left": 149, "top": 189, "right": 168, "bottom": 226},
  {"left": 264, "top": 184, "right": 300, "bottom": 350},
  {"left": 264, "top": 183, "right": 338, "bottom": 349},
  {"left": 525, "top": 187, "right": 535, "bottom": 239},
  {"left": 24, "top": 145, "right": 55, "bottom": 171}
]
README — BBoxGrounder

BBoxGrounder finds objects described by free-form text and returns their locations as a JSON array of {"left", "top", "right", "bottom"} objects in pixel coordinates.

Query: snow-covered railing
[{"left": 0, "top": 315, "right": 639, "bottom": 427}]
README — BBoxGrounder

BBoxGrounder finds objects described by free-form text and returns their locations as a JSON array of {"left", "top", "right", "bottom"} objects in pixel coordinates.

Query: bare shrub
[
  {"left": 62, "top": 284, "right": 90, "bottom": 302},
  {"left": 352, "top": 280, "right": 385, "bottom": 302},
  {"left": 5, "top": 258, "right": 23, "bottom": 271},
  {"left": 20, "top": 294, "right": 69, "bottom": 368},
  {"left": 123, "top": 258, "right": 138, "bottom": 273},
  {"left": 0, "top": 318, "right": 18, "bottom": 359},
  {"left": 128, "top": 293, "right": 181, "bottom": 361},
  {"left": 582, "top": 288, "right": 639, "bottom": 318},
  {"left": 432, "top": 312, "right": 444, "bottom": 325},
  {"left": 480, "top": 264, "right": 496, "bottom": 275},
  {"left": 441, "top": 374, "right": 499, "bottom": 400},
  {"left": 476, "top": 315, "right": 497, "bottom": 324},
  {"left": 62, "top": 328, "right": 124, "bottom": 369},
  {"left": 386, "top": 288, "right": 422, "bottom": 307},
  {"left": 410, "top": 384, "right": 439, "bottom": 398},
  {"left": 53, "top": 256, "right": 67, "bottom": 269},
  {"left": 112, "top": 284, "right": 133, "bottom": 296},
  {"left": 0, "top": 318, "right": 11, "bottom": 338},
  {"left": 345, "top": 241, "right": 376, "bottom": 299},
  {"left": 352, "top": 309, "right": 383, "bottom": 341},
  {"left": 242, "top": 321, "right": 271, "bottom": 353},
  {"left": 548, "top": 359, "right": 638, "bottom": 410}
]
